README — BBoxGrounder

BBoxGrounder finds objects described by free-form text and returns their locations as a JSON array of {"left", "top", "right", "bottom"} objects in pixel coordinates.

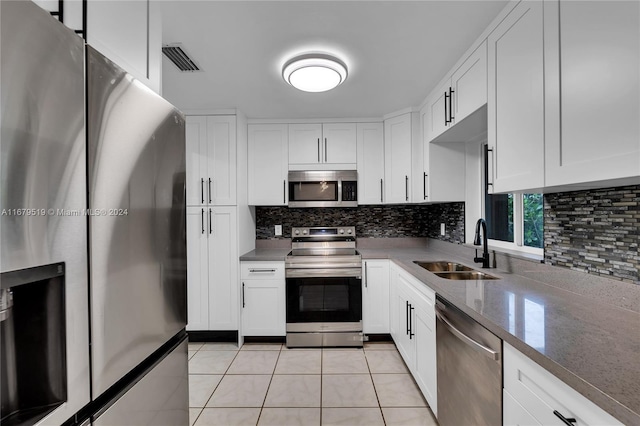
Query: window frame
[
  {"left": 483, "top": 144, "right": 543, "bottom": 256},
  {"left": 486, "top": 193, "right": 544, "bottom": 256}
]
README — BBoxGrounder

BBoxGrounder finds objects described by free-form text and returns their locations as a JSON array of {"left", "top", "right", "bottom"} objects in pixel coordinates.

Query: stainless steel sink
[
  {"left": 413, "top": 261, "right": 499, "bottom": 280},
  {"left": 413, "top": 261, "right": 475, "bottom": 272},
  {"left": 433, "top": 271, "right": 499, "bottom": 280}
]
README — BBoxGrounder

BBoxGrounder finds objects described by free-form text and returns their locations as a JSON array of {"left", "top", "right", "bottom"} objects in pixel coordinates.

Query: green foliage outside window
[{"left": 523, "top": 194, "right": 543, "bottom": 248}]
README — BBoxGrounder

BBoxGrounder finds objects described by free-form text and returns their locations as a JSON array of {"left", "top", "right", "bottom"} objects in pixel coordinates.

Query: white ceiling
[{"left": 160, "top": 1, "right": 508, "bottom": 119}]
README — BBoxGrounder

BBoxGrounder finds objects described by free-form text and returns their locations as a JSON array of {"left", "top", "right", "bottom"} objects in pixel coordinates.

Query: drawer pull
[
  {"left": 553, "top": 410, "right": 577, "bottom": 426},
  {"left": 249, "top": 268, "right": 277, "bottom": 273}
]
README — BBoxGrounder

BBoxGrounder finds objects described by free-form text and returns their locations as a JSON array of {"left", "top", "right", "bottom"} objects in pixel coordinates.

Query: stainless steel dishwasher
[{"left": 435, "top": 296, "right": 502, "bottom": 426}]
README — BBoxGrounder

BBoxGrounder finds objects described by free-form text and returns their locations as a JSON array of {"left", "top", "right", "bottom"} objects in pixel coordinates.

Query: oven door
[{"left": 286, "top": 275, "right": 362, "bottom": 326}]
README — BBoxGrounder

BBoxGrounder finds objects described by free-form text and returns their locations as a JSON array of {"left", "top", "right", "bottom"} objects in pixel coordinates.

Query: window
[{"left": 484, "top": 146, "right": 543, "bottom": 254}]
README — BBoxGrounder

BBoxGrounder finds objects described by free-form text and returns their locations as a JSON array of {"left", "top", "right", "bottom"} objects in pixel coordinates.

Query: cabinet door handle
[
  {"left": 380, "top": 179, "right": 383, "bottom": 203},
  {"left": 485, "top": 145, "right": 494, "bottom": 191},
  {"left": 249, "top": 268, "right": 276, "bottom": 273},
  {"left": 242, "top": 282, "right": 245, "bottom": 308},
  {"left": 201, "top": 208, "right": 205, "bottom": 234},
  {"left": 317, "top": 138, "right": 320, "bottom": 162},
  {"left": 208, "top": 178, "right": 212, "bottom": 204},
  {"left": 406, "top": 301, "right": 410, "bottom": 335},
  {"left": 444, "top": 91, "right": 450, "bottom": 125},
  {"left": 283, "top": 180, "right": 286, "bottom": 204},
  {"left": 423, "top": 173, "right": 428, "bottom": 200},
  {"left": 448, "top": 87, "right": 455, "bottom": 123},
  {"left": 553, "top": 411, "right": 577, "bottom": 426},
  {"left": 209, "top": 208, "right": 212, "bottom": 235},
  {"left": 405, "top": 175, "right": 409, "bottom": 201},
  {"left": 324, "top": 138, "right": 327, "bottom": 162},
  {"left": 201, "top": 178, "right": 204, "bottom": 204},
  {"left": 364, "top": 262, "right": 367, "bottom": 288},
  {"left": 409, "top": 304, "right": 415, "bottom": 339}
]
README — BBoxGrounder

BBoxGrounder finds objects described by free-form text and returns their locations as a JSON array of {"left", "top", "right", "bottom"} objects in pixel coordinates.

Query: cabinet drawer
[
  {"left": 241, "top": 262, "right": 285, "bottom": 279},
  {"left": 504, "top": 343, "right": 621, "bottom": 426}
]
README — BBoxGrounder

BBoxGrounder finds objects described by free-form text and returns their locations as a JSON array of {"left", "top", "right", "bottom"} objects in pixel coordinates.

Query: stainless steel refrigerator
[
  {"left": 83, "top": 44, "right": 188, "bottom": 425},
  {"left": 1, "top": 2, "right": 189, "bottom": 425}
]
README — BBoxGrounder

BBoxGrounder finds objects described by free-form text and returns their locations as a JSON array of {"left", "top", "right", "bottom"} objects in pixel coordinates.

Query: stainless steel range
[{"left": 285, "top": 226, "right": 364, "bottom": 347}]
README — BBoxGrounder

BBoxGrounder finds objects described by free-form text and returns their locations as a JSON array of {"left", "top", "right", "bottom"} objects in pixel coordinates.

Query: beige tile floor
[{"left": 188, "top": 341, "right": 438, "bottom": 426}]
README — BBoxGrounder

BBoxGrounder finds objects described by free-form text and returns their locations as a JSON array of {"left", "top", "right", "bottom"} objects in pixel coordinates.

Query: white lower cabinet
[
  {"left": 504, "top": 342, "right": 622, "bottom": 426},
  {"left": 504, "top": 389, "right": 541, "bottom": 426},
  {"left": 186, "top": 206, "right": 238, "bottom": 331},
  {"left": 240, "top": 262, "right": 286, "bottom": 336},
  {"left": 390, "top": 263, "right": 437, "bottom": 414},
  {"left": 362, "top": 260, "right": 390, "bottom": 334}
]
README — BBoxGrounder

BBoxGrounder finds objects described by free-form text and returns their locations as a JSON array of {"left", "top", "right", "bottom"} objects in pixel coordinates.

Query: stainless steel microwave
[{"left": 288, "top": 170, "right": 358, "bottom": 208}]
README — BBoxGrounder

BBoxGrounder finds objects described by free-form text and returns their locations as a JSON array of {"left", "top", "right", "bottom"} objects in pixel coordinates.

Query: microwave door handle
[
  {"left": 324, "top": 138, "right": 327, "bottom": 162},
  {"left": 337, "top": 179, "right": 343, "bottom": 205}
]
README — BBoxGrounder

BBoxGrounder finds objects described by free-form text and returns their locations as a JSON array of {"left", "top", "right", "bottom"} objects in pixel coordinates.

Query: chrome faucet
[{"left": 473, "top": 218, "right": 490, "bottom": 268}]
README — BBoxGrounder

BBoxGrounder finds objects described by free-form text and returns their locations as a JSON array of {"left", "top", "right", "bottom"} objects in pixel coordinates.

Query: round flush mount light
[{"left": 282, "top": 53, "right": 348, "bottom": 93}]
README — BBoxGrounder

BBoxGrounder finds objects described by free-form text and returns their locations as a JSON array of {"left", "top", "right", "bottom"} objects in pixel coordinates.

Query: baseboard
[
  {"left": 188, "top": 330, "right": 238, "bottom": 342},
  {"left": 366, "top": 333, "right": 393, "bottom": 342}
]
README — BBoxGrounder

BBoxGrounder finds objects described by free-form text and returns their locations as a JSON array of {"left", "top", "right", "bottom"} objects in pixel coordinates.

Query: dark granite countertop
[{"left": 239, "top": 240, "right": 640, "bottom": 424}]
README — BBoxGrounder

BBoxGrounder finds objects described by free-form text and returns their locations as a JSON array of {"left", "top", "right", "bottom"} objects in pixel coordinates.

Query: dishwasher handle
[{"left": 436, "top": 306, "right": 500, "bottom": 361}]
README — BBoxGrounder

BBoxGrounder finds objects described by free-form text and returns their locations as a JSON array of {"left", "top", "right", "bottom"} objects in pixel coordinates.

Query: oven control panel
[{"left": 292, "top": 226, "right": 356, "bottom": 238}]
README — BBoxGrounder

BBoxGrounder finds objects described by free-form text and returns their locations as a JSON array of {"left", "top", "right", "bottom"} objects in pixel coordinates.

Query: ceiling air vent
[{"left": 162, "top": 44, "right": 200, "bottom": 72}]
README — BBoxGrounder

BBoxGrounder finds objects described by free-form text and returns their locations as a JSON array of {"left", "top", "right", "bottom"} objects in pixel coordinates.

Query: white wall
[{"left": 464, "top": 142, "right": 484, "bottom": 244}]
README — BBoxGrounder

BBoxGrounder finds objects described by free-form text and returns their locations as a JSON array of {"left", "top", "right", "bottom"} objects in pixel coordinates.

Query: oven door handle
[{"left": 285, "top": 268, "right": 362, "bottom": 279}]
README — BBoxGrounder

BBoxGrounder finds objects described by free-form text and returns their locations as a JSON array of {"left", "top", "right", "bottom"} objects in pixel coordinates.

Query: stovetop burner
[{"left": 286, "top": 226, "right": 361, "bottom": 270}]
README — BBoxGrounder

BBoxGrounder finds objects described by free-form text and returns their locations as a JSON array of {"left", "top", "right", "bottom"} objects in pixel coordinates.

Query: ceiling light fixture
[{"left": 282, "top": 53, "right": 348, "bottom": 93}]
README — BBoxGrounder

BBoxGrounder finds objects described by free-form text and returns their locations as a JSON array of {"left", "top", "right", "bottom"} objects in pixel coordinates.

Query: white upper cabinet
[
  {"left": 289, "top": 123, "right": 357, "bottom": 169},
  {"left": 185, "top": 116, "right": 237, "bottom": 206},
  {"left": 186, "top": 117, "right": 208, "bottom": 206},
  {"left": 425, "top": 41, "right": 488, "bottom": 144},
  {"left": 425, "top": 80, "right": 452, "bottom": 143},
  {"left": 87, "top": 0, "right": 161, "bottom": 93},
  {"left": 248, "top": 124, "right": 288, "bottom": 206},
  {"left": 288, "top": 124, "right": 322, "bottom": 165},
  {"left": 323, "top": 123, "right": 357, "bottom": 164},
  {"left": 207, "top": 116, "right": 237, "bottom": 205},
  {"left": 544, "top": 0, "right": 640, "bottom": 189},
  {"left": 384, "top": 113, "right": 414, "bottom": 203},
  {"left": 420, "top": 106, "right": 466, "bottom": 203},
  {"left": 488, "top": 0, "right": 545, "bottom": 193},
  {"left": 452, "top": 41, "right": 487, "bottom": 125},
  {"left": 356, "top": 123, "right": 385, "bottom": 204}
]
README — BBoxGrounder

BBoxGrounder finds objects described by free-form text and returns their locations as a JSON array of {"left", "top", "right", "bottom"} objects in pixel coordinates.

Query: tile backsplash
[
  {"left": 544, "top": 184, "right": 639, "bottom": 284},
  {"left": 255, "top": 203, "right": 465, "bottom": 243}
]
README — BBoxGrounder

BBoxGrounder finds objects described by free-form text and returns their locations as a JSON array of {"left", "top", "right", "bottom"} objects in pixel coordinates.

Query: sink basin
[
  {"left": 434, "top": 271, "right": 499, "bottom": 280},
  {"left": 413, "top": 261, "right": 499, "bottom": 280},
  {"left": 414, "top": 261, "right": 475, "bottom": 272}
]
